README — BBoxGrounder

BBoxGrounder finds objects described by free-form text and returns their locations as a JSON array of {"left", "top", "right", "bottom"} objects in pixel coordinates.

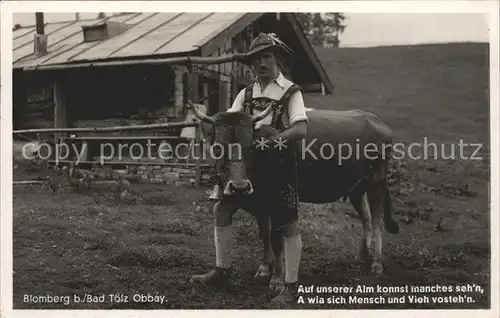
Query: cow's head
[{"left": 188, "top": 101, "right": 274, "bottom": 198}]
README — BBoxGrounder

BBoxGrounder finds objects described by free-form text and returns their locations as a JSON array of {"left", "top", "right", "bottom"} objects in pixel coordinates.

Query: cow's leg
[
  {"left": 244, "top": 200, "right": 284, "bottom": 290},
  {"left": 367, "top": 181, "right": 384, "bottom": 276},
  {"left": 243, "top": 198, "right": 274, "bottom": 281},
  {"left": 349, "top": 191, "right": 373, "bottom": 266},
  {"left": 269, "top": 225, "right": 285, "bottom": 292},
  {"left": 254, "top": 215, "right": 273, "bottom": 279}
]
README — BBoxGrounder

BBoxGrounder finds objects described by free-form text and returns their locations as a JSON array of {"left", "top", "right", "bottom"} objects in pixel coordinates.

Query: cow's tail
[{"left": 382, "top": 171, "right": 400, "bottom": 235}]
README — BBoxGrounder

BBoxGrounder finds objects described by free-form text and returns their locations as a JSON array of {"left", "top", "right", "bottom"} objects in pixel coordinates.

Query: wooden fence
[{"left": 13, "top": 119, "right": 211, "bottom": 187}]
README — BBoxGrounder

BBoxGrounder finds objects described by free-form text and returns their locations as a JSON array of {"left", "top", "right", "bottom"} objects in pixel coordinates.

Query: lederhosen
[{"left": 243, "top": 82, "right": 302, "bottom": 229}]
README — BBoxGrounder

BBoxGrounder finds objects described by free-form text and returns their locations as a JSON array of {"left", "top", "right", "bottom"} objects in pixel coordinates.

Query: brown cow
[{"left": 188, "top": 101, "right": 400, "bottom": 289}]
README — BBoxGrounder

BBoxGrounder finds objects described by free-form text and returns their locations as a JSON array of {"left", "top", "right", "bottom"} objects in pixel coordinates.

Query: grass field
[{"left": 13, "top": 42, "right": 491, "bottom": 309}]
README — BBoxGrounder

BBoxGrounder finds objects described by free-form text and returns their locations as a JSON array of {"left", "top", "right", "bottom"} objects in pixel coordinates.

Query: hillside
[{"left": 307, "top": 43, "right": 490, "bottom": 157}]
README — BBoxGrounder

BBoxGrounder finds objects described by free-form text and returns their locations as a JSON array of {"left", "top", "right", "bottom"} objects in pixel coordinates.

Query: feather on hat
[{"left": 241, "top": 32, "right": 293, "bottom": 65}]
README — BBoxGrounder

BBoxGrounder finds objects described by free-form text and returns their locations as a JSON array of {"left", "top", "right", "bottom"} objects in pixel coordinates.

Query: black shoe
[
  {"left": 190, "top": 266, "right": 231, "bottom": 287},
  {"left": 270, "top": 282, "right": 298, "bottom": 304}
]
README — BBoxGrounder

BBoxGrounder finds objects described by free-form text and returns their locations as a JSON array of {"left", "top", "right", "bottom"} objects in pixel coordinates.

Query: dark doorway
[
  {"left": 198, "top": 76, "right": 220, "bottom": 115},
  {"left": 207, "top": 78, "right": 220, "bottom": 115}
]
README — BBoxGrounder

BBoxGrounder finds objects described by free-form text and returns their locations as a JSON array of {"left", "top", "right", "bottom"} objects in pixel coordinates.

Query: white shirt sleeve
[
  {"left": 287, "top": 90, "right": 308, "bottom": 126},
  {"left": 226, "top": 88, "right": 245, "bottom": 112}
]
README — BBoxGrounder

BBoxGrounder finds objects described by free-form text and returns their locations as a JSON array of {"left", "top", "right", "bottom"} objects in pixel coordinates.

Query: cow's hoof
[
  {"left": 270, "top": 282, "right": 298, "bottom": 307},
  {"left": 359, "top": 246, "right": 372, "bottom": 265},
  {"left": 269, "top": 275, "right": 285, "bottom": 294},
  {"left": 253, "top": 263, "right": 272, "bottom": 286},
  {"left": 254, "top": 263, "right": 272, "bottom": 277},
  {"left": 386, "top": 219, "right": 400, "bottom": 234},
  {"left": 359, "top": 251, "right": 370, "bottom": 263},
  {"left": 370, "top": 262, "right": 383, "bottom": 276}
]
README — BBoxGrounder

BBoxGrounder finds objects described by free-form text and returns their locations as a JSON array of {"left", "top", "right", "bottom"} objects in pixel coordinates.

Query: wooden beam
[
  {"left": 23, "top": 54, "right": 248, "bottom": 72},
  {"left": 53, "top": 78, "right": 66, "bottom": 158},
  {"left": 48, "top": 159, "right": 211, "bottom": 168},
  {"left": 300, "top": 83, "right": 323, "bottom": 94},
  {"left": 13, "top": 181, "right": 45, "bottom": 185},
  {"left": 224, "top": 81, "right": 231, "bottom": 111},
  {"left": 53, "top": 79, "right": 66, "bottom": 129},
  {"left": 190, "top": 64, "right": 229, "bottom": 81},
  {"left": 219, "top": 80, "right": 226, "bottom": 112},
  {"left": 66, "top": 136, "right": 196, "bottom": 141},
  {"left": 186, "top": 72, "right": 199, "bottom": 103},
  {"left": 13, "top": 121, "right": 198, "bottom": 134},
  {"left": 232, "top": 76, "right": 239, "bottom": 101},
  {"left": 203, "top": 82, "right": 210, "bottom": 114},
  {"left": 194, "top": 123, "right": 202, "bottom": 187},
  {"left": 174, "top": 67, "right": 184, "bottom": 118},
  {"left": 217, "top": 48, "right": 221, "bottom": 73}
]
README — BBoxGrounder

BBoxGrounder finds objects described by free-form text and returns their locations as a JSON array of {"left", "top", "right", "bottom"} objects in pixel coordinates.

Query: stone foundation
[{"left": 80, "top": 164, "right": 213, "bottom": 187}]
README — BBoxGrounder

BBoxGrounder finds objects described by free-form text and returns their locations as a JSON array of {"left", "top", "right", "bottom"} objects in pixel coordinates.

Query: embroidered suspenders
[{"left": 242, "top": 83, "right": 302, "bottom": 131}]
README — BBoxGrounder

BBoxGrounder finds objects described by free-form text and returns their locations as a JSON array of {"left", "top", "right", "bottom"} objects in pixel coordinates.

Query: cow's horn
[
  {"left": 252, "top": 104, "right": 273, "bottom": 123},
  {"left": 187, "top": 100, "right": 215, "bottom": 125}
]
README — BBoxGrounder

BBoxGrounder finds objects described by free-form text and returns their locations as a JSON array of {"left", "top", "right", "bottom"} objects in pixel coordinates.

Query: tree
[
  {"left": 310, "top": 13, "right": 326, "bottom": 46},
  {"left": 295, "top": 13, "right": 347, "bottom": 47},
  {"left": 295, "top": 13, "right": 312, "bottom": 35},
  {"left": 324, "top": 13, "right": 347, "bottom": 47}
]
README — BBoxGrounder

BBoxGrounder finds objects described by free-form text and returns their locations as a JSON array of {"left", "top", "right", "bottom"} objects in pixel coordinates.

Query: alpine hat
[{"left": 241, "top": 32, "right": 293, "bottom": 65}]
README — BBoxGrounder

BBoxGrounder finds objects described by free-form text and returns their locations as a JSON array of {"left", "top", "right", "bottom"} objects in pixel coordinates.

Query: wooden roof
[{"left": 13, "top": 12, "right": 333, "bottom": 94}]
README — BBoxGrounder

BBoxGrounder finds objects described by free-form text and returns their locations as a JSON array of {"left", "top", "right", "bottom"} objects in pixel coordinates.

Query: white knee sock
[
  {"left": 214, "top": 226, "right": 233, "bottom": 268},
  {"left": 284, "top": 234, "right": 302, "bottom": 283}
]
